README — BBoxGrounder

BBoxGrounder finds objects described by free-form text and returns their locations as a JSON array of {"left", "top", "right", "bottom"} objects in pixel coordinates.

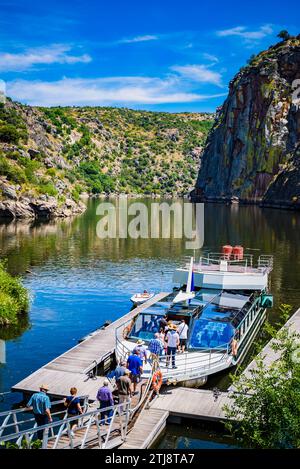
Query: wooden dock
[
  {"left": 12, "top": 292, "right": 169, "bottom": 399},
  {"left": 120, "top": 389, "right": 229, "bottom": 449},
  {"left": 120, "top": 307, "right": 300, "bottom": 449}
]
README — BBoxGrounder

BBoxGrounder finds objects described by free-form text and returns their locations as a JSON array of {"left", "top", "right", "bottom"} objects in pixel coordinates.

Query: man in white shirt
[
  {"left": 165, "top": 324, "right": 180, "bottom": 369},
  {"left": 177, "top": 319, "right": 189, "bottom": 353}
]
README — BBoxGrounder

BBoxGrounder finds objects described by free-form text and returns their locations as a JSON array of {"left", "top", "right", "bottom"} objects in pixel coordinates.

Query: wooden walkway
[
  {"left": 120, "top": 307, "right": 300, "bottom": 449},
  {"left": 120, "top": 388, "right": 229, "bottom": 449},
  {"left": 12, "top": 292, "right": 169, "bottom": 399}
]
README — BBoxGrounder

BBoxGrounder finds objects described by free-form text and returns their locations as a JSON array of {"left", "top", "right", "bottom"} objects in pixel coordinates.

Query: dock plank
[{"left": 12, "top": 292, "right": 169, "bottom": 398}]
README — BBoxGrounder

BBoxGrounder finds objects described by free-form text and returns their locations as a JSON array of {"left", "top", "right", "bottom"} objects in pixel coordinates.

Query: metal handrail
[
  {"left": 0, "top": 401, "right": 130, "bottom": 449},
  {"left": 0, "top": 396, "right": 89, "bottom": 438},
  {"left": 115, "top": 318, "right": 231, "bottom": 383},
  {"left": 0, "top": 367, "right": 156, "bottom": 449}
]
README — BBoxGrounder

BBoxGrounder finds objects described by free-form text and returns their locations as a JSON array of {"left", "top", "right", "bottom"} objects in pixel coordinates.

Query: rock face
[
  {"left": 193, "top": 37, "right": 300, "bottom": 208},
  {"left": 0, "top": 197, "right": 85, "bottom": 220}
]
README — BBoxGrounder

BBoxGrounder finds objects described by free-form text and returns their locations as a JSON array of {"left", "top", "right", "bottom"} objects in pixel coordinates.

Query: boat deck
[
  {"left": 193, "top": 264, "right": 264, "bottom": 274},
  {"left": 12, "top": 292, "right": 169, "bottom": 399},
  {"left": 122, "top": 339, "right": 232, "bottom": 383}
]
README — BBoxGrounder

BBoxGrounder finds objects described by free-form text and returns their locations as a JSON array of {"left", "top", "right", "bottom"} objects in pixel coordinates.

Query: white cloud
[
  {"left": 118, "top": 35, "right": 158, "bottom": 44},
  {"left": 171, "top": 64, "right": 223, "bottom": 86},
  {"left": 216, "top": 25, "right": 273, "bottom": 41},
  {"left": 0, "top": 44, "right": 92, "bottom": 72},
  {"left": 6, "top": 76, "right": 226, "bottom": 106},
  {"left": 202, "top": 53, "right": 219, "bottom": 63}
]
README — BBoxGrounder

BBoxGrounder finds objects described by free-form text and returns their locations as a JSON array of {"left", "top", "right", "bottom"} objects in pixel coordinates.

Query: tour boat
[
  {"left": 117, "top": 247, "right": 273, "bottom": 387},
  {"left": 130, "top": 292, "right": 155, "bottom": 305}
]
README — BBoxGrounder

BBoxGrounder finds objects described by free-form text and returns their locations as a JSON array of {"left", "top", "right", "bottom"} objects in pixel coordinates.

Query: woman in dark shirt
[{"left": 64, "top": 387, "right": 83, "bottom": 436}]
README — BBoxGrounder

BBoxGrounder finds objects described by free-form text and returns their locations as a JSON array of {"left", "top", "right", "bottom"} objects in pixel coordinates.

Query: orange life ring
[{"left": 152, "top": 370, "right": 163, "bottom": 392}]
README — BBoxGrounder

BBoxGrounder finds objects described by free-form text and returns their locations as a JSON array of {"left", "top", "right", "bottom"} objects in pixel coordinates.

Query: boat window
[
  {"left": 188, "top": 318, "right": 235, "bottom": 350},
  {"left": 193, "top": 289, "right": 221, "bottom": 306},
  {"left": 129, "top": 312, "right": 164, "bottom": 342},
  {"left": 212, "top": 292, "right": 249, "bottom": 310}
]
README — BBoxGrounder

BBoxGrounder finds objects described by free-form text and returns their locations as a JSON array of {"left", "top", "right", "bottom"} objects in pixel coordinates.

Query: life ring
[{"left": 152, "top": 370, "right": 163, "bottom": 393}]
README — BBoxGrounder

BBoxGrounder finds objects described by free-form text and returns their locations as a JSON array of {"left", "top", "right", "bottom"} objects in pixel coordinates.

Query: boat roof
[{"left": 133, "top": 289, "right": 252, "bottom": 327}]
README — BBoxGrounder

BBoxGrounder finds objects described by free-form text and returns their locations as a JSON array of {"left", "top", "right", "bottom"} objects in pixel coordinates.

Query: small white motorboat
[{"left": 130, "top": 292, "right": 155, "bottom": 305}]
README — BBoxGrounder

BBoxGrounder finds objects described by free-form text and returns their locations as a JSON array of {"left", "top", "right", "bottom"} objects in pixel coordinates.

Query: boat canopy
[
  {"left": 187, "top": 291, "right": 251, "bottom": 350},
  {"left": 127, "top": 289, "right": 253, "bottom": 346}
]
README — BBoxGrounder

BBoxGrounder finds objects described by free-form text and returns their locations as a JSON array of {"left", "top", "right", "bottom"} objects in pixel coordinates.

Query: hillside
[
  {"left": 0, "top": 100, "right": 213, "bottom": 219},
  {"left": 193, "top": 35, "right": 300, "bottom": 209}
]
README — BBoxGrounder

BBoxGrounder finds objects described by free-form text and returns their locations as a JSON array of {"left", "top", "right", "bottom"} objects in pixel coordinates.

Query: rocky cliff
[
  {"left": 193, "top": 36, "right": 300, "bottom": 209},
  {"left": 0, "top": 100, "right": 213, "bottom": 219}
]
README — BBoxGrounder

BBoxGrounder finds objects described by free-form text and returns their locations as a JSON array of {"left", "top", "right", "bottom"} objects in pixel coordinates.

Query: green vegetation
[
  {"left": 277, "top": 30, "right": 291, "bottom": 41},
  {"left": 0, "top": 103, "right": 28, "bottom": 144},
  {"left": 0, "top": 260, "right": 29, "bottom": 326},
  {"left": 0, "top": 100, "right": 214, "bottom": 205},
  {"left": 224, "top": 304, "right": 300, "bottom": 448}
]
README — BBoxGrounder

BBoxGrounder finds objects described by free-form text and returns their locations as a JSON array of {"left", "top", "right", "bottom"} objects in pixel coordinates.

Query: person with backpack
[{"left": 64, "top": 387, "right": 83, "bottom": 437}]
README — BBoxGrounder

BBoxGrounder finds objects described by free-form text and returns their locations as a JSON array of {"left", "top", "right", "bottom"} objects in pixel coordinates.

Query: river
[{"left": 0, "top": 198, "right": 300, "bottom": 444}]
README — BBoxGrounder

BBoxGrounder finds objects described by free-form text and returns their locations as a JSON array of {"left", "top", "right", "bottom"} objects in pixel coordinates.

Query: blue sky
[{"left": 0, "top": 0, "right": 299, "bottom": 112}]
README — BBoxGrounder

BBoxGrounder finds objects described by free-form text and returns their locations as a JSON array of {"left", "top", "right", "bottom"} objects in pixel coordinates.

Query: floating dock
[{"left": 12, "top": 292, "right": 169, "bottom": 399}]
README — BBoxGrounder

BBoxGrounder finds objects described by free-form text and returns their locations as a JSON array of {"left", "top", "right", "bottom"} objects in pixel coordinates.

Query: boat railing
[
  {"left": 180, "top": 253, "right": 273, "bottom": 274},
  {"left": 115, "top": 319, "right": 231, "bottom": 381},
  {"left": 234, "top": 295, "right": 263, "bottom": 347},
  {"left": 257, "top": 255, "right": 274, "bottom": 271}
]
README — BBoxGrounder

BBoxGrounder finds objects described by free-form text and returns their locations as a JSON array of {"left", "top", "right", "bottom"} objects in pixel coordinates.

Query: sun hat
[
  {"left": 136, "top": 339, "right": 145, "bottom": 345},
  {"left": 40, "top": 384, "right": 49, "bottom": 391}
]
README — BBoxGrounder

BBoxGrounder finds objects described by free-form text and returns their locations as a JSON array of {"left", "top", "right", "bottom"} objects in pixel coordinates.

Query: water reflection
[{"left": 0, "top": 198, "right": 299, "bottom": 403}]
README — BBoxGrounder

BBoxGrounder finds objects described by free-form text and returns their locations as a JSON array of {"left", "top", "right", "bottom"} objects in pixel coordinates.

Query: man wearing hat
[
  {"left": 26, "top": 384, "right": 52, "bottom": 440},
  {"left": 165, "top": 324, "right": 180, "bottom": 369},
  {"left": 133, "top": 339, "right": 148, "bottom": 364}
]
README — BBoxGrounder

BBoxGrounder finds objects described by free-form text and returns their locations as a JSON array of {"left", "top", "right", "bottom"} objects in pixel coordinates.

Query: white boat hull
[
  {"left": 173, "top": 268, "right": 268, "bottom": 290},
  {"left": 130, "top": 293, "right": 155, "bottom": 305}
]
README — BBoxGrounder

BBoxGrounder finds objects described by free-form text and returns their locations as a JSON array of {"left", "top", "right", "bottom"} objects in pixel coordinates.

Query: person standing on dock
[
  {"left": 64, "top": 387, "right": 83, "bottom": 437},
  {"left": 133, "top": 339, "right": 148, "bottom": 364},
  {"left": 96, "top": 379, "right": 114, "bottom": 425},
  {"left": 26, "top": 384, "right": 52, "bottom": 440},
  {"left": 127, "top": 350, "right": 143, "bottom": 395},
  {"left": 114, "top": 360, "right": 127, "bottom": 382},
  {"left": 166, "top": 324, "right": 180, "bottom": 369},
  {"left": 117, "top": 369, "right": 132, "bottom": 411}
]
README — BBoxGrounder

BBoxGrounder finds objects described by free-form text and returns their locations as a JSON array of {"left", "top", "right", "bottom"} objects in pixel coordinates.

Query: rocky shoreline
[
  {"left": 190, "top": 192, "right": 300, "bottom": 211},
  {"left": 0, "top": 186, "right": 86, "bottom": 220}
]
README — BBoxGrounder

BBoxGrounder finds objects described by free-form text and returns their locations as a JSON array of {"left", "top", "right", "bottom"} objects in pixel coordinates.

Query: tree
[
  {"left": 0, "top": 124, "right": 20, "bottom": 144},
  {"left": 277, "top": 30, "right": 290, "bottom": 41},
  {"left": 223, "top": 324, "right": 300, "bottom": 448}
]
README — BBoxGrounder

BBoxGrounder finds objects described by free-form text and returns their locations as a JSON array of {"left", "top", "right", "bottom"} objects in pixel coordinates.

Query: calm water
[
  {"left": 0, "top": 198, "right": 300, "bottom": 413},
  {"left": 155, "top": 423, "right": 238, "bottom": 449}
]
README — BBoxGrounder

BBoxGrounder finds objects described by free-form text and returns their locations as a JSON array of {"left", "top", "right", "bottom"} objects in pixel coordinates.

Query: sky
[{"left": 0, "top": 0, "right": 299, "bottom": 112}]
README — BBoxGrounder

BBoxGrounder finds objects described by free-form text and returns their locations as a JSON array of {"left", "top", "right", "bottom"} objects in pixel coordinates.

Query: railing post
[
  {"left": 12, "top": 412, "right": 20, "bottom": 434},
  {"left": 42, "top": 427, "right": 49, "bottom": 449}
]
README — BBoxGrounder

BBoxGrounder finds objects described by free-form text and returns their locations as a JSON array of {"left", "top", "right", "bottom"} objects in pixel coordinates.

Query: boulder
[
  {"left": 0, "top": 184, "right": 17, "bottom": 200},
  {"left": 0, "top": 200, "right": 35, "bottom": 219}
]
